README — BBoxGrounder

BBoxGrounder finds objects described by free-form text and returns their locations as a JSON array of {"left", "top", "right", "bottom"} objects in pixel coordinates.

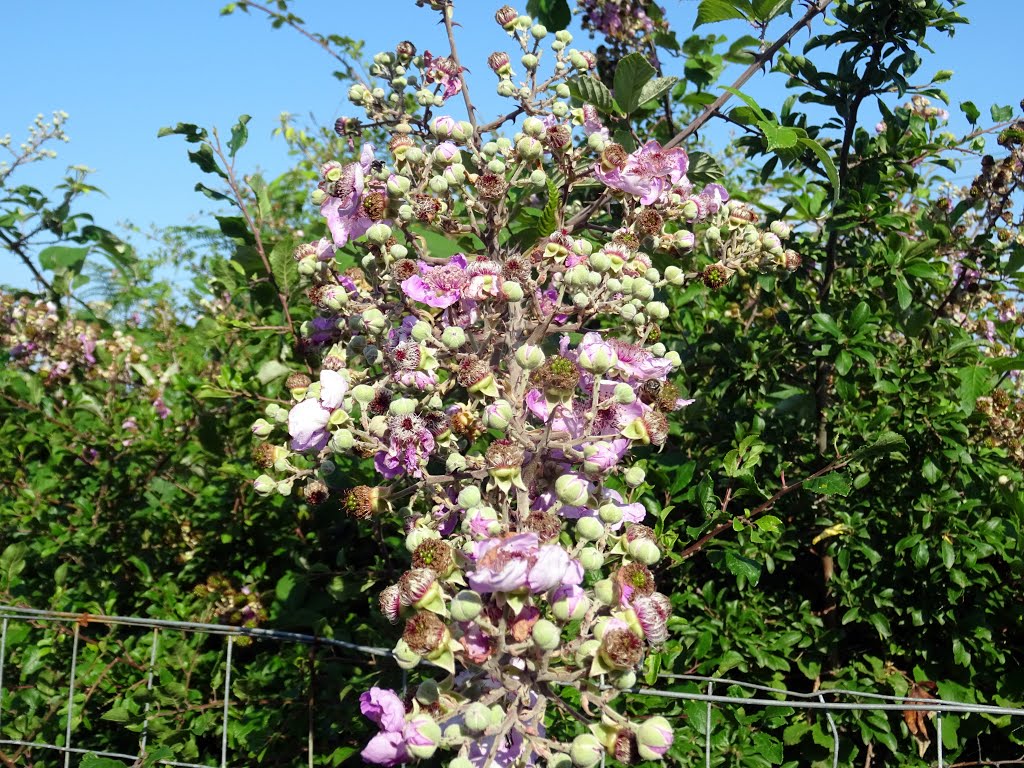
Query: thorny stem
[
  {"left": 442, "top": 4, "right": 479, "bottom": 148},
  {"left": 664, "top": 0, "right": 834, "bottom": 150}
]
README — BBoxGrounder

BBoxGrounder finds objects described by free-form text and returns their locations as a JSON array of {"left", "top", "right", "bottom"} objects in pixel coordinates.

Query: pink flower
[
  {"left": 321, "top": 144, "right": 376, "bottom": 247},
  {"left": 468, "top": 534, "right": 583, "bottom": 594},
  {"left": 401, "top": 254, "right": 469, "bottom": 308},
  {"left": 422, "top": 51, "right": 465, "bottom": 100},
  {"left": 287, "top": 370, "right": 349, "bottom": 452},
  {"left": 360, "top": 687, "right": 406, "bottom": 733},
  {"left": 594, "top": 140, "right": 689, "bottom": 205}
]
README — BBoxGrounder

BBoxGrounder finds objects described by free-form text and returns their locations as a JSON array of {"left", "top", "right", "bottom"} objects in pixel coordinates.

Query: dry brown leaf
[{"left": 903, "top": 682, "right": 937, "bottom": 758}]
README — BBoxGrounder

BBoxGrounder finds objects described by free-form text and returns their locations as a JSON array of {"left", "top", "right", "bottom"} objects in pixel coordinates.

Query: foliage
[{"left": 1, "top": 0, "right": 1023, "bottom": 766}]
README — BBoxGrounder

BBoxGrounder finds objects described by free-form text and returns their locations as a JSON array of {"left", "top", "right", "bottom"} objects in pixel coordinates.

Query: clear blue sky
[{"left": 2, "top": 1, "right": 1021, "bottom": 291}]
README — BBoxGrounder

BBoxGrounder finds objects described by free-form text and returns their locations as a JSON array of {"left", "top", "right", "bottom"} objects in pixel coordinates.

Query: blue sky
[{"left": 2, "top": 1, "right": 1021, "bottom": 291}]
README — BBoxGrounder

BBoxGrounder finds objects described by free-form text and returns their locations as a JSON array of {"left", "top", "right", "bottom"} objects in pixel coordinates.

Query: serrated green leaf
[
  {"left": 268, "top": 238, "right": 298, "bottom": 296},
  {"left": 687, "top": 151, "right": 724, "bottom": 185},
  {"left": 725, "top": 552, "right": 762, "bottom": 585},
  {"left": 638, "top": 76, "right": 679, "bottom": 107},
  {"left": 256, "top": 360, "right": 291, "bottom": 386},
  {"left": 614, "top": 53, "right": 657, "bottom": 114},
  {"left": 758, "top": 121, "right": 799, "bottom": 150},
  {"left": 228, "top": 114, "right": 251, "bottom": 158},
  {"left": 957, "top": 365, "right": 993, "bottom": 414},
  {"left": 798, "top": 137, "right": 840, "bottom": 203},
  {"left": 804, "top": 472, "right": 852, "bottom": 496},
  {"left": 722, "top": 85, "right": 769, "bottom": 122},
  {"left": 850, "top": 431, "right": 907, "bottom": 461},
  {"left": 539, "top": 178, "right": 561, "bottom": 236},
  {"left": 38, "top": 245, "right": 90, "bottom": 273},
  {"left": 188, "top": 142, "right": 228, "bottom": 179},
  {"left": 566, "top": 76, "right": 614, "bottom": 114},
  {"left": 755, "top": 514, "right": 782, "bottom": 533},
  {"left": 695, "top": 0, "right": 752, "bottom": 26}
]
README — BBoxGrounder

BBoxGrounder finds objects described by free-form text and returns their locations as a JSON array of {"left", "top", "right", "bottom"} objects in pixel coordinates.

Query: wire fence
[{"left": 2, "top": 604, "right": 1023, "bottom": 767}]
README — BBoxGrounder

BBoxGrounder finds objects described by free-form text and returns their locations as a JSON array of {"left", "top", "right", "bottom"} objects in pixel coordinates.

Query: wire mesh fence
[{"left": 2, "top": 604, "right": 1023, "bottom": 767}]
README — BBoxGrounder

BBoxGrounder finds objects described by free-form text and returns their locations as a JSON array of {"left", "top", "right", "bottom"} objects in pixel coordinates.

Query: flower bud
[
  {"left": 366, "top": 223, "right": 392, "bottom": 244},
  {"left": 515, "top": 344, "right": 545, "bottom": 370},
  {"left": 594, "top": 578, "right": 615, "bottom": 605},
  {"left": 483, "top": 399, "right": 514, "bottom": 430},
  {"left": 575, "top": 516, "right": 604, "bottom": 541},
  {"left": 531, "top": 23, "right": 547, "bottom": 38},
  {"left": 636, "top": 716, "right": 674, "bottom": 760},
  {"left": 361, "top": 308, "right": 388, "bottom": 336},
  {"left": 441, "top": 326, "right": 467, "bottom": 349},
  {"left": 609, "top": 669, "right": 637, "bottom": 690},
  {"left": 405, "top": 714, "right": 441, "bottom": 759},
  {"left": 389, "top": 397, "right": 417, "bottom": 416},
  {"left": 598, "top": 503, "right": 623, "bottom": 525},
  {"left": 647, "top": 301, "right": 669, "bottom": 320},
  {"left": 464, "top": 702, "right": 491, "bottom": 733},
  {"left": 251, "top": 418, "right": 273, "bottom": 438},
  {"left": 532, "top": 618, "right": 561, "bottom": 650},
  {"left": 571, "top": 734, "right": 604, "bottom": 768},
  {"left": 497, "top": 79, "right": 516, "bottom": 97},
  {"left": 578, "top": 343, "right": 618, "bottom": 374},
  {"left": 450, "top": 590, "right": 483, "bottom": 621},
  {"left": 329, "top": 429, "right": 354, "bottom": 452},
  {"left": 521, "top": 53, "right": 539, "bottom": 70},
  {"left": 551, "top": 585, "right": 589, "bottom": 621},
  {"left": 516, "top": 135, "right": 544, "bottom": 160},
  {"left": 623, "top": 466, "right": 646, "bottom": 487},
  {"left": 502, "top": 280, "right": 525, "bottom": 301},
  {"left": 495, "top": 5, "right": 518, "bottom": 28},
  {"left": 627, "top": 536, "right": 661, "bottom": 565},
  {"left": 770, "top": 220, "right": 791, "bottom": 239},
  {"left": 555, "top": 474, "right": 590, "bottom": 506},
  {"left": 614, "top": 383, "right": 636, "bottom": 404},
  {"left": 253, "top": 474, "right": 276, "bottom": 496},
  {"left": 579, "top": 546, "right": 604, "bottom": 571}
]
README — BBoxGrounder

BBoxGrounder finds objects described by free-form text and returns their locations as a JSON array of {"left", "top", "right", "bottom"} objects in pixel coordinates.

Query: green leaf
[
  {"left": 539, "top": 178, "right": 560, "bottom": 237},
  {"left": 256, "top": 360, "right": 291, "bottom": 386},
  {"left": 755, "top": 514, "right": 782, "bottom": 533},
  {"left": 638, "top": 76, "right": 679, "bottom": 107},
  {"left": 960, "top": 100, "right": 980, "bottom": 125},
  {"left": 156, "top": 122, "right": 208, "bottom": 142},
  {"left": 724, "top": 552, "right": 762, "bottom": 585},
  {"left": 268, "top": 238, "right": 298, "bottom": 296},
  {"left": 194, "top": 182, "right": 234, "bottom": 203},
  {"left": 722, "top": 85, "right": 769, "bottom": 122},
  {"left": 850, "top": 431, "right": 907, "bottom": 461},
  {"left": 798, "top": 137, "right": 840, "bottom": 203},
  {"left": 759, "top": 121, "right": 799, "bottom": 150},
  {"left": 804, "top": 472, "right": 852, "bottom": 497},
  {"left": 687, "top": 152, "right": 725, "bottom": 185},
  {"left": 614, "top": 53, "right": 657, "bottom": 114},
  {"left": 81, "top": 757, "right": 128, "bottom": 768},
  {"left": 894, "top": 274, "right": 912, "bottom": 310},
  {"left": 695, "top": 0, "right": 752, "bottom": 26},
  {"left": 38, "top": 245, "right": 90, "bottom": 273},
  {"left": 991, "top": 103, "right": 1013, "bottom": 122},
  {"left": 751, "top": 0, "right": 794, "bottom": 22},
  {"left": 188, "top": 142, "right": 228, "bottom": 179},
  {"left": 956, "top": 365, "right": 993, "bottom": 414},
  {"left": 566, "top": 76, "right": 614, "bottom": 114},
  {"left": 526, "top": 0, "right": 571, "bottom": 30},
  {"left": 228, "top": 114, "right": 251, "bottom": 158}
]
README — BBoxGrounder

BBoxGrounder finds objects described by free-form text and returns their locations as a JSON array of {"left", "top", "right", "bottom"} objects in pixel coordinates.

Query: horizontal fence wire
[{"left": 2, "top": 604, "right": 1023, "bottom": 768}]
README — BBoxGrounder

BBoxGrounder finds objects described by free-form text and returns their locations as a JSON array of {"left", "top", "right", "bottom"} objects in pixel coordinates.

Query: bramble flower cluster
[
  {"left": 1, "top": 293, "right": 172, "bottom": 418},
  {"left": 250, "top": 3, "right": 798, "bottom": 764}
]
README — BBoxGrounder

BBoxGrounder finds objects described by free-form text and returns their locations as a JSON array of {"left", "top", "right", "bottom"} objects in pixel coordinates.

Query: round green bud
[
  {"left": 497, "top": 79, "right": 516, "bottom": 97},
  {"left": 532, "top": 618, "right": 561, "bottom": 650},
  {"left": 521, "top": 53, "right": 539, "bottom": 70},
  {"left": 411, "top": 320, "right": 432, "bottom": 342},
  {"left": 253, "top": 474, "right": 276, "bottom": 496},
  {"left": 627, "top": 537, "right": 661, "bottom": 565},
  {"left": 609, "top": 669, "right": 637, "bottom": 690},
  {"left": 598, "top": 503, "right": 623, "bottom": 525},
  {"left": 416, "top": 679, "right": 440, "bottom": 705},
  {"left": 664, "top": 350, "right": 682, "bottom": 367},
  {"left": 664, "top": 265, "right": 684, "bottom": 285},
  {"left": 575, "top": 516, "right": 604, "bottom": 541},
  {"left": 620, "top": 304, "right": 637, "bottom": 321},
  {"left": 464, "top": 702, "right": 491, "bottom": 734},
  {"left": 523, "top": 116, "right": 546, "bottom": 137},
  {"left": 614, "top": 383, "right": 636, "bottom": 404},
  {"left": 516, "top": 135, "right": 544, "bottom": 160},
  {"left": 556, "top": 474, "right": 590, "bottom": 506},
  {"left": 555, "top": 29, "right": 573, "bottom": 43},
  {"left": 555, "top": 83, "right": 571, "bottom": 98},
  {"left": 579, "top": 546, "right": 604, "bottom": 571},
  {"left": 458, "top": 485, "right": 482, "bottom": 508},
  {"left": 389, "top": 397, "right": 418, "bottom": 415},
  {"left": 351, "top": 384, "right": 375, "bottom": 403},
  {"left": 441, "top": 326, "right": 467, "bottom": 349},
  {"left": 531, "top": 23, "right": 547, "bottom": 38},
  {"left": 405, "top": 715, "right": 441, "bottom": 759},
  {"left": 649, "top": 342, "right": 666, "bottom": 356},
  {"left": 589, "top": 251, "right": 611, "bottom": 272},
  {"left": 450, "top": 590, "right": 483, "bottom": 622},
  {"left": 552, "top": 101, "right": 569, "bottom": 118},
  {"left": 329, "top": 429, "right": 354, "bottom": 452},
  {"left": 363, "top": 345, "right": 380, "bottom": 364},
  {"left": 594, "top": 578, "right": 616, "bottom": 605},
  {"left": 647, "top": 301, "right": 669, "bottom": 320},
  {"left": 623, "top": 466, "right": 646, "bottom": 487},
  {"left": 502, "top": 280, "right": 525, "bottom": 301},
  {"left": 486, "top": 158, "right": 507, "bottom": 174},
  {"left": 570, "top": 734, "right": 604, "bottom": 768}
]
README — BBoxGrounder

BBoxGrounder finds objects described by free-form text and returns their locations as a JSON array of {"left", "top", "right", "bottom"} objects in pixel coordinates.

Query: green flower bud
[
  {"left": 329, "top": 429, "right": 354, "bottom": 452},
  {"left": 556, "top": 29, "right": 573, "bottom": 42},
  {"left": 594, "top": 578, "right": 616, "bottom": 605},
  {"left": 406, "top": 527, "right": 440, "bottom": 552},
  {"left": 579, "top": 344, "right": 618, "bottom": 374},
  {"left": 572, "top": 292, "right": 590, "bottom": 308},
  {"left": 556, "top": 83, "right": 571, "bottom": 98},
  {"left": 253, "top": 474, "right": 276, "bottom": 496},
  {"left": 664, "top": 350, "right": 682, "bottom": 368},
  {"left": 275, "top": 479, "right": 294, "bottom": 496},
  {"left": 389, "top": 397, "right": 418, "bottom": 415},
  {"left": 458, "top": 485, "right": 482, "bottom": 508},
  {"left": 387, "top": 174, "right": 412, "bottom": 195},
  {"left": 521, "top": 53, "right": 539, "bottom": 70},
  {"left": 531, "top": 23, "right": 547, "bottom": 38},
  {"left": 486, "top": 158, "right": 507, "bottom": 174},
  {"left": 598, "top": 503, "right": 623, "bottom": 525},
  {"left": 613, "top": 383, "right": 636, "bottom": 404},
  {"left": 483, "top": 399, "right": 514, "bottom": 430},
  {"left": 664, "top": 265, "right": 684, "bottom": 285},
  {"left": 441, "top": 326, "right": 467, "bottom": 349},
  {"left": 571, "top": 734, "right": 604, "bottom": 768},
  {"left": 351, "top": 384, "right": 376, "bottom": 403},
  {"left": 251, "top": 418, "right": 274, "bottom": 438},
  {"left": 623, "top": 466, "right": 646, "bottom": 487},
  {"left": 450, "top": 590, "right": 483, "bottom": 621},
  {"left": 609, "top": 669, "right": 637, "bottom": 690},
  {"left": 516, "top": 135, "right": 544, "bottom": 160},
  {"left": 515, "top": 344, "right": 545, "bottom": 370},
  {"left": 405, "top": 714, "right": 441, "bottom": 759},
  {"left": 556, "top": 474, "right": 590, "bottom": 506},
  {"left": 575, "top": 516, "right": 605, "bottom": 541},
  {"left": 579, "top": 546, "right": 604, "bottom": 571},
  {"left": 588, "top": 251, "right": 611, "bottom": 272},
  {"left": 532, "top": 618, "right": 561, "bottom": 650},
  {"left": 497, "top": 79, "right": 517, "bottom": 97},
  {"left": 552, "top": 101, "right": 569, "bottom": 118},
  {"left": 464, "top": 702, "right": 491, "bottom": 734},
  {"left": 428, "top": 175, "right": 450, "bottom": 194},
  {"left": 647, "top": 301, "right": 669, "bottom": 320},
  {"left": 620, "top": 304, "right": 637, "bottom": 321},
  {"left": 523, "top": 116, "right": 546, "bottom": 137},
  {"left": 361, "top": 308, "right": 388, "bottom": 335},
  {"left": 363, "top": 345, "right": 380, "bottom": 365},
  {"left": 636, "top": 716, "right": 674, "bottom": 761},
  {"left": 627, "top": 537, "right": 661, "bottom": 565},
  {"left": 416, "top": 679, "right": 440, "bottom": 705},
  {"left": 367, "top": 223, "right": 392, "bottom": 244},
  {"left": 410, "top": 320, "right": 432, "bottom": 341},
  {"left": 530, "top": 168, "right": 548, "bottom": 185},
  {"left": 502, "top": 280, "right": 525, "bottom": 301}
]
